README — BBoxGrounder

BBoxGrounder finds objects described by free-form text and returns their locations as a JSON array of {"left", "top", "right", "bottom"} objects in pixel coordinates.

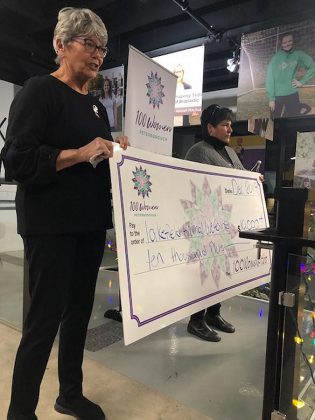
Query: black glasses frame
[
  {"left": 72, "top": 37, "right": 108, "bottom": 58},
  {"left": 208, "top": 104, "right": 221, "bottom": 122}
]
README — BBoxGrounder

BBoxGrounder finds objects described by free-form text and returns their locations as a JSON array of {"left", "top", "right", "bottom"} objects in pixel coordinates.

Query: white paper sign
[
  {"left": 153, "top": 45, "right": 204, "bottom": 116},
  {"left": 124, "top": 46, "right": 177, "bottom": 156},
  {"left": 110, "top": 146, "right": 272, "bottom": 345}
]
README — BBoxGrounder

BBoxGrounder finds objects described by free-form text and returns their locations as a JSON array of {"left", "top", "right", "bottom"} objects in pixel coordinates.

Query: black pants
[
  {"left": 7, "top": 232, "right": 106, "bottom": 419},
  {"left": 190, "top": 303, "right": 221, "bottom": 322},
  {"left": 274, "top": 92, "right": 301, "bottom": 118}
]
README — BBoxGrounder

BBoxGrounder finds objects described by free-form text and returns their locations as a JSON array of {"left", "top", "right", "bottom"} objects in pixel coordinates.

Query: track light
[{"left": 227, "top": 49, "right": 240, "bottom": 73}]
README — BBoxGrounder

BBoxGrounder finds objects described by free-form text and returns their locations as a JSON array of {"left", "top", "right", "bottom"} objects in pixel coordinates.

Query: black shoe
[
  {"left": 205, "top": 314, "right": 235, "bottom": 333},
  {"left": 54, "top": 395, "right": 106, "bottom": 420},
  {"left": 7, "top": 411, "right": 37, "bottom": 420},
  {"left": 187, "top": 320, "right": 221, "bottom": 342}
]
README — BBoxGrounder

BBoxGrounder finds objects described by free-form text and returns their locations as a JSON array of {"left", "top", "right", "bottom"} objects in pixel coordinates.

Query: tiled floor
[
  {"left": 0, "top": 322, "right": 211, "bottom": 420},
  {"left": 88, "top": 294, "right": 268, "bottom": 420}
]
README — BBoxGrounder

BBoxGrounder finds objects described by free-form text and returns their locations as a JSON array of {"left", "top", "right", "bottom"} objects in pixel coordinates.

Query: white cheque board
[{"left": 110, "top": 146, "right": 272, "bottom": 345}]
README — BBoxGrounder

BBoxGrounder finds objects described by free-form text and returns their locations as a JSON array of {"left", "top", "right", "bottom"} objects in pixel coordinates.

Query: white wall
[
  {"left": 0, "top": 80, "right": 22, "bottom": 252},
  {"left": 0, "top": 208, "right": 23, "bottom": 252},
  {"left": 0, "top": 80, "right": 15, "bottom": 144}
]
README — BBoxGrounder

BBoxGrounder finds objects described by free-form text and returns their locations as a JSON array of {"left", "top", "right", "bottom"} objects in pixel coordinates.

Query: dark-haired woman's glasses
[
  {"left": 72, "top": 38, "right": 108, "bottom": 58},
  {"left": 209, "top": 105, "right": 221, "bottom": 120}
]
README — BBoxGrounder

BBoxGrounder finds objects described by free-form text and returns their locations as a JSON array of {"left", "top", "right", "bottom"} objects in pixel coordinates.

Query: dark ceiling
[{"left": 0, "top": 0, "right": 314, "bottom": 91}]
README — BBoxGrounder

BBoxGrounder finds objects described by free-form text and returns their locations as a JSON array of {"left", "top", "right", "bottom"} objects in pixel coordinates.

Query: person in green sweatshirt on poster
[{"left": 266, "top": 32, "right": 315, "bottom": 118}]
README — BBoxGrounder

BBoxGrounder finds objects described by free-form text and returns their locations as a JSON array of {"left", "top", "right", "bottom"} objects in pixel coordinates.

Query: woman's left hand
[
  {"left": 292, "top": 79, "right": 302, "bottom": 88},
  {"left": 115, "top": 136, "right": 129, "bottom": 150},
  {"left": 259, "top": 174, "right": 264, "bottom": 182}
]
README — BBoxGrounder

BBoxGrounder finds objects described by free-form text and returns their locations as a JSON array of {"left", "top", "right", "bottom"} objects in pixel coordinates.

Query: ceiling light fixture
[{"left": 227, "top": 49, "right": 240, "bottom": 73}]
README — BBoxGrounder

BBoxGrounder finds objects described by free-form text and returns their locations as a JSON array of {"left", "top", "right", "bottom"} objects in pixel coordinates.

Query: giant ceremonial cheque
[{"left": 110, "top": 146, "right": 272, "bottom": 344}]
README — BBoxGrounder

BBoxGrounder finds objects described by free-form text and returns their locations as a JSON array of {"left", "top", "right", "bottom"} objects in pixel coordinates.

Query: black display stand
[{"left": 239, "top": 187, "right": 314, "bottom": 420}]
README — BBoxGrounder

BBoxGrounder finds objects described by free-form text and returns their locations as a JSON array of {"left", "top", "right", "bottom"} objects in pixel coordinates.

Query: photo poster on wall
[
  {"left": 153, "top": 45, "right": 205, "bottom": 126},
  {"left": 293, "top": 131, "right": 315, "bottom": 189},
  {"left": 237, "top": 19, "right": 315, "bottom": 121},
  {"left": 229, "top": 135, "right": 266, "bottom": 174},
  {"left": 88, "top": 65, "right": 124, "bottom": 133}
]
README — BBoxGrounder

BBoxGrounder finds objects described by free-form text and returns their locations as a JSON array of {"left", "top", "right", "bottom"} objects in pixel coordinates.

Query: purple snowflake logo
[
  {"left": 132, "top": 166, "right": 152, "bottom": 198},
  {"left": 180, "top": 178, "right": 239, "bottom": 288},
  {"left": 146, "top": 71, "right": 165, "bottom": 109}
]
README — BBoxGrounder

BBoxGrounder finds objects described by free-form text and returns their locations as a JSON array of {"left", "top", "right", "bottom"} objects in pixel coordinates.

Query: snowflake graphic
[
  {"left": 180, "top": 177, "right": 239, "bottom": 288},
  {"left": 146, "top": 71, "right": 165, "bottom": 108},
  {"left": 132, "top": 166, "right": 152, "bottom": 198}
]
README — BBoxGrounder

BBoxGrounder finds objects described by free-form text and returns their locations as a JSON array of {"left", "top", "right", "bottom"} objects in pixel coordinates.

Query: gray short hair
[{"left": 53, "top": 7, "right": 108, "bottom": 64}]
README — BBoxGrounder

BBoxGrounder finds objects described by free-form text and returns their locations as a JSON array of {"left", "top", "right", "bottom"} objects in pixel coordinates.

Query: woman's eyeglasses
[
  {"left": 209, "top": 105, "right": 221, "bottom": 121},
  {"left": 72, "top": 38, "right": 108, "bottom": 58}
]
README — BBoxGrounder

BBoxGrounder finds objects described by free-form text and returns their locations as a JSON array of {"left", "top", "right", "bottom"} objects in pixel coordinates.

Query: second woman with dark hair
[{"left": 185, "top": 104, "right": 243, "bottom": 342}]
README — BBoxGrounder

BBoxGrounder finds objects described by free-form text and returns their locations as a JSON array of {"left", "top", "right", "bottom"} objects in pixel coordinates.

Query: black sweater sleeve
[{"left": 4, "top": 77, "right": 61, "bottom": 185}]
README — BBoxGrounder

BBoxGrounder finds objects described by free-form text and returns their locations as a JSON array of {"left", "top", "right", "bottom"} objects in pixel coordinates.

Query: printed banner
[
  {"left": 125, "top": 46, "right": 177, "bottom": 156},
  {"left": 110, "top": 146, "right": 272, "bottom": 345},
  {"left": 153, "top": 45, "right": 204, "bottom": 117}
]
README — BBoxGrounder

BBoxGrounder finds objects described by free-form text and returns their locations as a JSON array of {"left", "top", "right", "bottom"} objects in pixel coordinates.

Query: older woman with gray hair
[{"left": 4, "top": 7, "right": 128, "bottom": 420}]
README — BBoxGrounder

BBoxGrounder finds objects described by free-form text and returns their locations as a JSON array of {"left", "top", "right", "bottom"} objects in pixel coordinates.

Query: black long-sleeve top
[{"left": 4, "top": 75, "right": 113, "bottom": 235}]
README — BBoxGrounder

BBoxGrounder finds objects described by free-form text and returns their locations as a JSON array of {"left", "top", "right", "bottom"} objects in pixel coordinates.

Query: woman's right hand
[
  {"left": 56, "top": 138, "right": 113, "bottom": 171},
  {"left": 78, "top": 137, "right": 114, "bottom": 162},
  {"left": 269, "top": 101, "right": 275, "bottom": 111}
]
